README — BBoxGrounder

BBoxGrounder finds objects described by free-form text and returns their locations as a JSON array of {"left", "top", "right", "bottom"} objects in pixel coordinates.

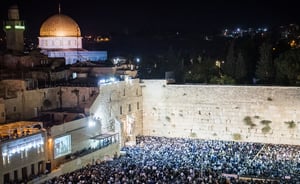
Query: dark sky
[{"left": 1, "top": 0, "right": 300, "bottom": 37}]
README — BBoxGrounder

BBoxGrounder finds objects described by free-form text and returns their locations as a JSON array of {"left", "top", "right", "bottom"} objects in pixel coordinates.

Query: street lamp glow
[{"left": 88, "top": 119, "right": 96, "bottom": 127}]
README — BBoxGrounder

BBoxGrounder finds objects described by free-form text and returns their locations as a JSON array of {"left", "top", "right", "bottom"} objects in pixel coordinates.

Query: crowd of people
[{"left": 43, "top": 136, "right": 300, "bottom": 184}]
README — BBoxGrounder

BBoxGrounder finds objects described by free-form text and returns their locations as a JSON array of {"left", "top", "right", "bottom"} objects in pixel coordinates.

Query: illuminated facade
[
  {"left": 38, "top": 13, "right": 107, "bottom": 65},
  {"left": 3, "top": 5, "right": 25, "bottom": 52},
  {"left": 0, "top": 122, "right": 46, "bottom": 183}
]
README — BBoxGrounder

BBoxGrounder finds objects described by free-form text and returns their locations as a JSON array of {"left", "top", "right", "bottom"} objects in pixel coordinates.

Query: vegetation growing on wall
[
  {"left": 232, "top": 133, "right": 241, "bottom": 140},
  {"left": 267, "top": 97, "right": 273, "bottom": 101},
  {"left": 260, "top": 120, "right": 272, "bottom": 125},
  {"left": 260, "top": 120, "right": 272, "bottom": 134},
  {"left": 190, "top": 132, "right": 197, "bottom": 138},
  {"left": 165, "top": 116, "right": 171, "bottom": 122},
  {"left": 285, "top": 121, "right": 296, "bottom": 129},
  {"left": 244, "top": 116, "right": 256, "bottom": 128},
  {"left": 262, "top": 125, "right": 271, "bottom": 134}
]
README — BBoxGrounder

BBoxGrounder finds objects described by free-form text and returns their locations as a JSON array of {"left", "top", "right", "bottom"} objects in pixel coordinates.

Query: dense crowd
[{"left": 43, "top": 136, "right": 300, "bottom": 184}]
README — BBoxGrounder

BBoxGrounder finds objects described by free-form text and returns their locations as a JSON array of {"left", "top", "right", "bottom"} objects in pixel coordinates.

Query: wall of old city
[
  {"left": 141, "top": 80, "right": 300, "bottom": 145},
  {"left": 90, "top": 79, "right": 143, "bottom": 146},
  {"left": 3, "top": 87, "right": 59, "bottom": 121},
  {"left": 3, "top": 54, "right": 39, "bottom": 69},
  {"left": 0, "top": 81, "right": 100, "bottom": 123},
  {"left": 60, "top": 86, "right": 99, "bottom": 110}
]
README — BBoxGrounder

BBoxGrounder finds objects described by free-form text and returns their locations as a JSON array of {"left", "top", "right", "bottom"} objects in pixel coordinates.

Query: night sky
[{"left": 1, "top": 0, "right": 300, "bottom": 38}]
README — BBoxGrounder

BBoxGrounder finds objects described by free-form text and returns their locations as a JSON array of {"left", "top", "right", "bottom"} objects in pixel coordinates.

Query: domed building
[{"left": 38, "top": 13, "right": 107, "bottom": 65}]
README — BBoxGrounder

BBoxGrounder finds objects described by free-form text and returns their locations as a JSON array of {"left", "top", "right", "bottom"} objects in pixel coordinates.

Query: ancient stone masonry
[{"left": 141, "top": 80, "right": 300, "bottom": 145}]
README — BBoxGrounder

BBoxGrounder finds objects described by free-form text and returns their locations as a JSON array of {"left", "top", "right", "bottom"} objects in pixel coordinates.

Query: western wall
[{"left": 140, "top": 80, "right": 300, "bottom": 145}]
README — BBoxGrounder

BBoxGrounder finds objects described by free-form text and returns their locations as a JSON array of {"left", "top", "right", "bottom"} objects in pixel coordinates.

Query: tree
[
  {"left": 235, "top": 51, "right": 247, "bottom": 83},
  {"left": 237, "top": 37, "right": 259, "bottom": 83},
  {"left": 184, "top": 62, "right": 202, "bottom": 83},
  {"left": 275, "top": 48, "right": 300, "bottom": 85},
  {"left": 224, "top": 40, "right": 236, "bottom": 78},
  {"left": 184, "top": 55, "right": 215, "bottom": 83},
  {"left": 165, "top": 46, "right": 184, "bottom": 83},
  {"left": 255, "top": 42, "right": 274, "bottom": 84},
  {"left": 209, "top": 75, "right": 235, "bottom": 85}
]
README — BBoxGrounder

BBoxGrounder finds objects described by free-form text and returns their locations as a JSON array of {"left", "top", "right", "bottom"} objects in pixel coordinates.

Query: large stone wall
[
  {"left": 90, "top": 79, "right": 143, "bottom": 146},
  {"left": 141, "top": 80, "right": 300, "bottom": 145}
]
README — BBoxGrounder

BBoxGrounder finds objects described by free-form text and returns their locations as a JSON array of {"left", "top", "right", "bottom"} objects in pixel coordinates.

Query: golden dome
[{"left": 40, "top": 14, "right": 81, "bottom": 37}]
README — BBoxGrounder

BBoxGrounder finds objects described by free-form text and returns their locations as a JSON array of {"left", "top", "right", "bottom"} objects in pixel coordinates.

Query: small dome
[{"left": 40, "top": 14, "right": 81, "bottom": 37}]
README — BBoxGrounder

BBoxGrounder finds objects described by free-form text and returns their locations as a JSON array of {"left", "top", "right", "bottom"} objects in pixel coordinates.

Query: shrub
[
  {"left": 244, "top": 116, "right": 256, "bottom": 128},
  {"left": 262, "top": 125, "right": 271, "bottom": 134},
  {"left": 232, "top": 133, "right": 241, "bottom": 140},
  {"left": 285, "top": 121, "right": 296, "bottom": 129},
  {"left": 260, "top": 120, "right": 272, "bottom": 125},
  {"left": 190, "top": 132, "right": 197, "bottom": 138},
  {"left": 165, "top": 116, "right": 171, "bottom": 122}
]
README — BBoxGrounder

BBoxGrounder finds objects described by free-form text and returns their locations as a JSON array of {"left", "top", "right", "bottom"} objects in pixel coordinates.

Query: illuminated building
[
  {"left": 3, "top": 5, "right": 25, "bottom": 52},
  {"left": 0, "top": 77, "right": 143, "bottom": 183},
  {"left": 38, "top": 10, "right": 107, "bottom": 65},
  {"left": 0, "top": 122, "right": 46, "bottom": 183}
]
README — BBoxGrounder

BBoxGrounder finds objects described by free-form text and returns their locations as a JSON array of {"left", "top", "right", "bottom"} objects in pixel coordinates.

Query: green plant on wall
[
  {"left": 267, "top": 97, "right": 273, "bottom": 101},
  {"left": 165, "top": 116, "right": 171, "bottom": 122},
  {"left": 260, "top": 120, "right": 272, "bottom": 125},
  {"left": 232, "top": 133, "right": 241, "bottom": 140},
  {"left": 253, "top": 115, "right": 260, "bottom": 119},
  {"left": 285, "top": 121, "right": 296, "bottom": 129},
  {"left": 190, "top": 132, "right": 197, "bottom": 138},
  {"left": 243, "top": 116, "right": 256, "bottom": 128},
  {"left": 261, "top": 125, "right": 271, "bottom": 134}
]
